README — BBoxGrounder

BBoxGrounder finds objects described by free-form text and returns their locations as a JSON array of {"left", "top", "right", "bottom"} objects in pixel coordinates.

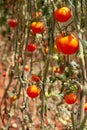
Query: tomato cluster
[{"left": 54, "top": 7, "right": 79, "bottom": 55}]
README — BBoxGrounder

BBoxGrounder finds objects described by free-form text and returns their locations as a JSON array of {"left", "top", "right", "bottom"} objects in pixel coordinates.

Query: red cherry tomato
[
  {"left": 28, "top": 44, "right": 37, "bottom": 52},
  {"left": 8, "top": 19, "right": 18, "bottom": 28},
  {"left": 27, "top": 85, "right": 41, "bottom": 98}
]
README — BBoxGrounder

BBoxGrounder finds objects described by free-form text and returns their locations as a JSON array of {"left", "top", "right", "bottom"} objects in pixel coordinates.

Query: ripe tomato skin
[
  {"left": 31, "top": 22, "right": 44, "bottom": 33},
  {"left": 10, "top": 95, "right": 17, "bottom": 102},
  {"left": 28, "top": 44, "right": 37, "bottom": 52},
  {"left": 31, "top": 74, "right": 40, "bottom": 82},
  {"left": 2, "top": 72, "right": 6, "bottom": 77},
  {"left": 27, "top": 85, "right": 41, "bottom": 98},
  {"left": 56, "top": 34, "right": 79, "bottom": 55},
  {"left": 54, "top": 7, "right": 71, "bottom": 22},
  {"left": 84, "top": 103, "right": 87, "bottom": 111},
  {"left": 8, "top": 19, "right": 18, "bottom": 28},
  {"left": 9, "top": 93, "right": 18, "bottom": 102},
  {"left": 65, "top": 93, "right": 77, "bottom": 104}
]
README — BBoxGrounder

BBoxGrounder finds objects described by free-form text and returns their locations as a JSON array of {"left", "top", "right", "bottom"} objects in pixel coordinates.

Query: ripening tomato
[
  {"left": 57, "top": 67, "right": 63, "bottom": 74},
  {"left": 65, "top": 93, "right": 77, "bottom": 104},
  {"left": 31, "top": 74, "right": 40, "bottom": 82},
  {"left": 27, "top": 85, "right": 41, "bottom": 98},
  {"left": 8, "top": 19, "right": 18, "bottom": 28},
  {"left": 28, "top": 43, "right": 37, "bottom": 52},
  {"left": 84, "top": 103, "right": 87, "bottom": 111},
  {"left": 18, "top": 56, "right": 23, "bottom": 63},
  {"left": 54, "top": 7, "right": 71, "bottom": 22},
  {"left": 36, "top": 11, "right": 42, "bottom": 18},
  {"left": 2, "top": 72, "right": 6, "bottom": 77},
  {"left": 52, "top": 64, "right": 65, "bottom": 74},
  {"left": 9, "top": 94, "right": 18, "bottom": 102},
  {"left": 54, "top": 44, "right": 59, "bottom": 53},
  {"left": 56, "top": 34, "right": 79, "bottom": 55},
  {"left": 52, "top": 66, "right": 57, "bottom": 73},
  {"left": 31, "top": 22, "right": 44, "bottom": 33},
  {"left": 44, "top": 46, "right": 49, "bottom": 53},
  {"left": 24, "top": 65, "right": 30, "bottom": 71},
  {"left": 57, "top": 63, "right": 65, "bottom": 74}
]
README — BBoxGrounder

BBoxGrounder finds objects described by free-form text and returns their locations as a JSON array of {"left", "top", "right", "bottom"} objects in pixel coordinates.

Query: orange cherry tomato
[
  {"left": 31, "top": 21, "right": 44, "bottom": 33},
  {"left": 27, "top": 85, "right": 41, "bottom": 98},
  {"left": 44, "top": 46, "right": 49, "bottom": 53},
  {"left": 8, "top": 19, "right": 18, "bottom": 28},
  {"left": 54, "top": 44, "right": 59, "bottom": 53},
  {"left": 24, "top": 65, "right": 30, "bottom": 71},
  {"left": 28, "top": 43, "right": 37, "bottom": 52},
  {"left": 9, "top": 94, "right": 18, "bottom": 102},
  {"left": 65, "top": 93, "right": 77, "bottom": 104},
  {"left": 54, "top": 7, "right": 72, "bottom": 22},
  {"left": 52, "top": 66, "right": 57, "bottom": 73},
  {"left": 52, "top": 64, "right": 65, "bottom": 74},
  {"left": 36, "top": 11, "right": 42, "bottom": 18},
  {"left": 56, "top": 34, "right": 79, "bottom": 55}
]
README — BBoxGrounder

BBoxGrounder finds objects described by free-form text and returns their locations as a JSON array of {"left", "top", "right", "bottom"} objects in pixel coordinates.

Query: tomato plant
[{"left": 1, "top": 0, "right": 87, "bottom": 130}]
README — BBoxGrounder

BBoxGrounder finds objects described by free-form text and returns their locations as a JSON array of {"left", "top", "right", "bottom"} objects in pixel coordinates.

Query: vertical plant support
[{"left": 78, "top": 35, "right": 87, "bottom": 129}]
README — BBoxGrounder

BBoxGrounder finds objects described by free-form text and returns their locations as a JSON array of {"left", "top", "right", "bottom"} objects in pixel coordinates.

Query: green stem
[
  {"left": 41, "top": 88, "right": 45, "bottom": 130},
  {"left": 41, "top": 57, "right": 50, "bottom": 130},
  {"left": 80, "top": 92, "right": 86, "bottom": 123},
  {"left": 71, "top": 105, "right": 76, "bottom": 130},
  {"left": 79, "top": 36, "right": 87, "bottom": 125},
  {"left": 78, "top": 113, "right": 87, "bottom": 130},
  {"left": 30, "top": 53, "right": 33, "bottom": 74}
]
